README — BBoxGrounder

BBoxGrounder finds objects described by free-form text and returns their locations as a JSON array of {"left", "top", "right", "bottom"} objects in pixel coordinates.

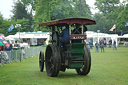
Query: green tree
[
  {"left": 34, "top": 0, "right": 92, "bottom": 31},
  {"left": 16, "top": 18, "right": 33, "bottom": 32},
  {"left": 11, "top": 0, "right": 33, "bottom": 32},
  {"left": 95, "top": 0, "right": 120, "bottom": 14},
  {"left": 0, "top": 12, "right": 3, "bottom": 26},
  {"left": 51, "top": 0, "right": 77, "bottom": 19},
  {"left": 0, "top": 13, "right": 14, "bottom": 36},
  {"left": 94, "top": 0, "right": 124, "bottom": 33},
  {"left": 34, "top": 0, "right": 60, "bottom": 31},
  {"left": 52, "top": 0, "right": 92, "bottom": 19},
  {"left": 20, "top": 0, "right": 36, "bottom": 13},
  {"left": 116, "top": 4, "right": 128, "bottom": 32},
  {"left": 7, "top": 18, "right": 33, "bottom": 36},
  {"left": 3, "top": 19, "right": 16, "bottom": 36},
  {"left": 75, "top": 0, "right": 92, "bottom": 18},
  {"left": 0, "top": 13, "right": 4, "bottom": 34},
  {"left": 91, "top": 13, "right": 110, "bottom": 33},
  {"left": 12, "top": 0, "right": 28, "bottom": 19}
]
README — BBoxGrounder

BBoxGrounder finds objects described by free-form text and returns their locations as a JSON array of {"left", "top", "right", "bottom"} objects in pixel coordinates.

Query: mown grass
[{"left": 0, "top": 47, "right": 128, "bottom": 85}]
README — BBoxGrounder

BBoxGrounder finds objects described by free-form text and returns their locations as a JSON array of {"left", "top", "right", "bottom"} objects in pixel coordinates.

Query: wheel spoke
[
  {"left": 49, "top": 68, "right": 52, "bottom": 73},
  {"left": 50, "top": 57, "right": 53, "bottom": 62},
  {"left": 47, "top": 57, "right": 53, "bottom": 63},
  {"left": 39, "top": 58, "right": 42, "bottom": 62},
  {"left": 49, "top": 51, "right": 52, "bottom": 56},
  {"left": 49, "top": 64, "right": 54, "bottom": 73}
]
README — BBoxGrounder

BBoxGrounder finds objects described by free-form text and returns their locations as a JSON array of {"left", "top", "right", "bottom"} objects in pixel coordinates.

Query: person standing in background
[
  {"left": 95, "top": 41, "right": 99, "bottom": 52},
  {"left": 88, "top": 40, "right": 93, "bottom": 49},
  {"left": 0, "top": 51, "right": 2, "bottom": 66},
  {"left": 109, "top": 39, "right": 112, "bottom": 48},
  {"left": 104, "top": 38, "right": 106, "bottom": 46},
  {"left": 113, "top": 40, "right": 117, "bottom": 50},
  {"left": 100, "top": 39, "right": 105, "bottom": 52}
]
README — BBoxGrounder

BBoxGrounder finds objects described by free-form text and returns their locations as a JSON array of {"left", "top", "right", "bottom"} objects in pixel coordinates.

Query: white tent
[
  {"left": 86, "top": 31, "right": 118, "bottom": 46},
  {"left": 6, "top": 32, "right": 49, "bottom": 39}
]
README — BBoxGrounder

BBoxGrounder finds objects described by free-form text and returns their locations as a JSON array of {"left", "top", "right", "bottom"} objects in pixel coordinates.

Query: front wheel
[
  {"left": 76, "top": 45, "right": 91, "bottom": 75},
  {"left": 39, "top": 51, "right": 44, "bottom": 72}
]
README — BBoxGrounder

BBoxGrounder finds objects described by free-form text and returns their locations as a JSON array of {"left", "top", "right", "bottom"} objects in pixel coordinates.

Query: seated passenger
[{"left": 59, "top": 26, "right": 70, "bottom": 47}]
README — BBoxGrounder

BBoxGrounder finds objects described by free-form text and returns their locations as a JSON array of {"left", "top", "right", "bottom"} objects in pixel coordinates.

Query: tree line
[{"left": 0, "top": 0, "right": 128, "bottom": 36}]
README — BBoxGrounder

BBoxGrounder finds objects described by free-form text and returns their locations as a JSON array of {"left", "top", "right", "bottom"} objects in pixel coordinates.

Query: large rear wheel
[
  {"left": 45, "top": 44, "right": 61, "bottom": 77},
  {"left": 76, "top": 45, "right": 91, "bottom": 75}
]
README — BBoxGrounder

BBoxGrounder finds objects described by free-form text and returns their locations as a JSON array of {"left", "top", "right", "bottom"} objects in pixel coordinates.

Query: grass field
[{"left": 0, "top": 47, "right": 128, "bottom": 85}]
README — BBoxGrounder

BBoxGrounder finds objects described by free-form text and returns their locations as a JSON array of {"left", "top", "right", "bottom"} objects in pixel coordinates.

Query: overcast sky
[
  {"left": 0, "top": 0, "right": 13, "bottom": 19},
  {"left": 0, "top": 0, "right": 97, "bottom": 19}
]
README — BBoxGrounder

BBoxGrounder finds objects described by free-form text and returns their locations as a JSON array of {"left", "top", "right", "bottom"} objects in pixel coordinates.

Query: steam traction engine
[{"left": 39, "top": 18, "right": 96, "bottom": 77}]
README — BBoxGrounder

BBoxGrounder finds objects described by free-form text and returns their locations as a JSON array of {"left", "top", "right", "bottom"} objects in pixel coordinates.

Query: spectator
[
  {"left": 113, "top": 40, "right": 117, "bottom": 50},
  {"left": 27, "top": 39, "right": 30, "bottom": 46},
  {"left": 104, "top": 38, "right": 106, "bottom": 46},
  {"left": 5, "top": 41, "right": 13, "bottom": 51},
  {"left": 20, "top": 47, "right": 25, "bottom": 61},
  {"left": 0, "top": 51, "right": 2, "bottom": 66},
  {"left": 95, "top": 41, "right": 99, "bottom": 52},
  {"left": 14, "top": 41, "right": 20, "bottom": 47},
  {"left": 88, "top": 40, "right": 93, "bottom": 49},
  {"left": 109, "top": 39, "right": 112, "bottom": 48},
  {"left": 0, "top": 46, "right": 4, "bottom": 51},
  {"left": 100, "top": 39, "right": 105, "bottom": 52},
  {"left": 1, "top": 51, "right": 9, "bottom": 63}
]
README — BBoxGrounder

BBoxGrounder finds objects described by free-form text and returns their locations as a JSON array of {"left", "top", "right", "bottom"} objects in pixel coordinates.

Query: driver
[{"left": 59, "top": 25, "right": 70, "bottom": 47}]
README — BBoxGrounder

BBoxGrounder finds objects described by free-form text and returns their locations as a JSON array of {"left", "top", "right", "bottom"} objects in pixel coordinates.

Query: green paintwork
[{"left": 70, "top": 43, "right": 85, "bottom": 69}]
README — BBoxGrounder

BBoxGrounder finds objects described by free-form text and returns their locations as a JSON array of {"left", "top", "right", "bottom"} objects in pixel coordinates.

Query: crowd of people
[
  {"left": 0, "top": 40, "right": 20, "bottom": 52},
  {"left": 93, "top": 39, "right": 117, "bottom": 53},
  {"left": 0, "top": 40, "right": 25, "bottom": 65},
  {"left": 0, "top": 41, "right": 12, "bottom": 51}
]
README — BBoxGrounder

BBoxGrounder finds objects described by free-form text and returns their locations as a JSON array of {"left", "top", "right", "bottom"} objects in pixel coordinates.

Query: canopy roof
[{"left": 39, "top": 18, "right": 96, "bottom": 27}]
